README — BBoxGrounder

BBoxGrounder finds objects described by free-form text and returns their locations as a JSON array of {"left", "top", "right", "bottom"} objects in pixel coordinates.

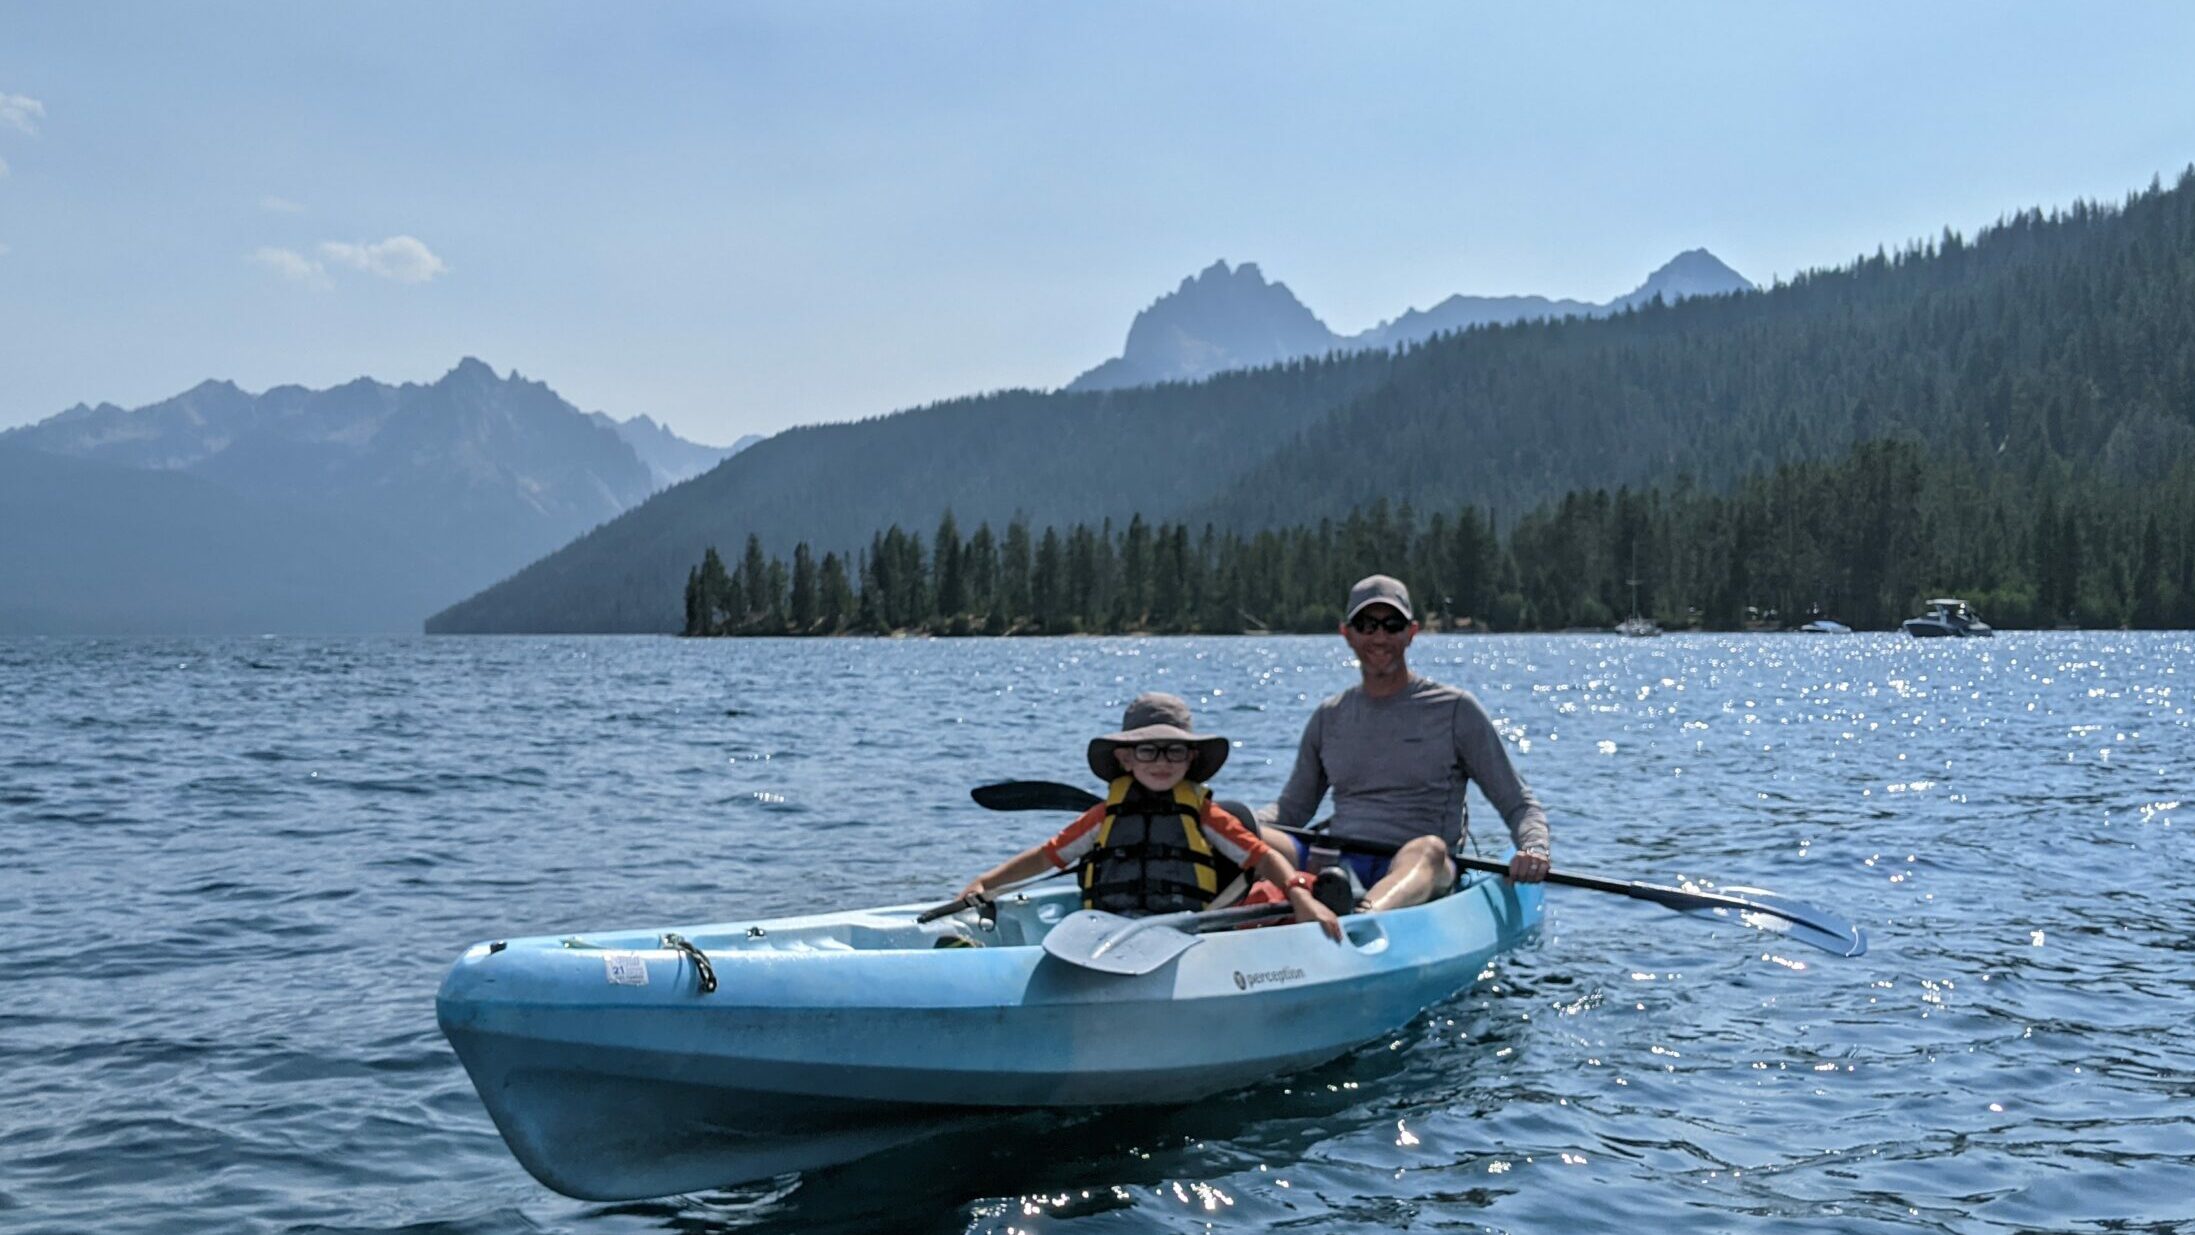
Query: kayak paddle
[
  {"left": 1041, "top": 903, "right": 1295, "bottom": 975},
  {"left": 971, "top": 780, "right": 1868, "bottom": 957},
  {"left": 916, "top": 867, "right": 1070, "bottom": 924}
]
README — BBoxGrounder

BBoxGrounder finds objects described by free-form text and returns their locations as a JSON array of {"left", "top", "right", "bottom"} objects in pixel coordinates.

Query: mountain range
[
  {"left": 0, "top": 360, "right": 745, "bottom": 633},
  {"left": 1065, "top": 249, "right": 1753, "bottom": 391},
  {"left": 429, "top": 170, "right": 2195, "bottom": 634}
]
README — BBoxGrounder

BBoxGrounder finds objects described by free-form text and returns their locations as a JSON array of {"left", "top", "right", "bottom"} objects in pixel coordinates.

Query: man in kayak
[
  {"left": 1258, "top": 575, "right": 1551, "bottom": 912},
  {"left": 960, "top": 693, "right": 1343, "bottom": 940}
]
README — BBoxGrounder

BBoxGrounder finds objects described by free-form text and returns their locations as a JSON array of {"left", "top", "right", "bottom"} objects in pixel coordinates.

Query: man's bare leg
[{"left": 1359, "top": 835, "right": 1456, "bottom": 911}]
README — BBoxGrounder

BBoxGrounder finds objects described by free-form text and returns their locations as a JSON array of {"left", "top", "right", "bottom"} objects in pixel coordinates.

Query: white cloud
[
  {"left": 259, "top": 195, "right": 306, "bottom": 214},
  {"left": 251, "top": 246, "right": 328, "bottom": 285},
  {"left": 318, "top": 235, "right": 447, "bottom": 284},
  {"left": 0, "top": 93, "right": 43, "bottom": 136}
]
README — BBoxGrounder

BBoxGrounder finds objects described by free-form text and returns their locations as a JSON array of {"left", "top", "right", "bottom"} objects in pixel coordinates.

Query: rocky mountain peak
[
  {"left": 1068, "top": 259, "right": 1338, "bottom": 392},
  {"left": 1070, "top": 249, "right": 1758, "bottom": 391},
  {"left": 1620, "top": 249, "right": 1754, "bottom": 308},
  {"left": 438, "top": 356, "right": 501, "bottom": 389}
]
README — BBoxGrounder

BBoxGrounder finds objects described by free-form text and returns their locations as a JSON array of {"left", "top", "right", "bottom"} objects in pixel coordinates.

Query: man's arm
[
  {"left": 1258, "top": 707, "right": 1329, "bottom": 830},
  {"left": 1453, "top": 693, "right": 1550, "bottom": 858}
]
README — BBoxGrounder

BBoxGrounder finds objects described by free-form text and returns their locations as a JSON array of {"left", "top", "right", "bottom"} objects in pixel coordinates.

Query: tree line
[{"left": 684, "top": 439, "right": 2195, "bottom": 636}]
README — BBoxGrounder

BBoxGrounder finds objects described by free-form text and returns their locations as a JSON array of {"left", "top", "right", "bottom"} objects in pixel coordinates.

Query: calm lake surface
[{"left": 2, "top": 632, "right": 2190, "bottom": 1234}]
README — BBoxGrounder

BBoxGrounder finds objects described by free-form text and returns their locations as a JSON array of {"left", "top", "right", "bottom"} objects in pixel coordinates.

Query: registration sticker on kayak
[{"left": 603, "top": 953, "right": 651, "bottom": 986}]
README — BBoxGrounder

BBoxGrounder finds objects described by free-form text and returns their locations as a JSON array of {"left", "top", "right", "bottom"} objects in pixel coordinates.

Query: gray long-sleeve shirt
[{"left": 1260, "top": 674, "right": 1551, "bottom": 856}]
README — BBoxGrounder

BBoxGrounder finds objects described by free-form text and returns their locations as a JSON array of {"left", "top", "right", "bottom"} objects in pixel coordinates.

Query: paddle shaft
[
  {"left": 916, "top": 867, "right": 1069, "bottom": 923},
  {"left": 969, "top": 779, "right": 1865, "bottom": 956}
]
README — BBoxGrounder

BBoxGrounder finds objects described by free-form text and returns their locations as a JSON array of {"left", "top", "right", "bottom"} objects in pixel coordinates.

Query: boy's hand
[
  {"left": 1288, "top": 888, "right": 1344, "bottom": 941},
  {"left": 957, "top": 879, "right": 990, "bottom": 903}
]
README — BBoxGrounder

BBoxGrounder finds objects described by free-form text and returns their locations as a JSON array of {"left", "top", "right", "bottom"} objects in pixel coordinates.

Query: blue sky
[{"left": 4, "top": 2, "right": 2194, "bottom": 443}]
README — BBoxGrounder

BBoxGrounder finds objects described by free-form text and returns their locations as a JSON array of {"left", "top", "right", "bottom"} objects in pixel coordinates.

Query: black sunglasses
[
  {"left": 1125, "top": 742, "right": 1193, "bottom": 764},
  {"left": 1349, "top": 614, "right": 1411, "bottom": 634}
]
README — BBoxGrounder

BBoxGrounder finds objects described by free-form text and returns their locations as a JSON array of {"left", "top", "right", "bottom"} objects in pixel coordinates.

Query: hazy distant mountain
[
  {"left": 589, "top": 411, "right": 759, "bottom": 488},
  {"left": 1604, "top": 249, "right": 1755, "bottom": 312},
  {"left": 0, "top": 444, "right": 424, "bottom": 634},
  {"left": 1067, "top": 250, "right": 1754, "bottom": 391},
  {"left": 1066, "top": 261, "right": 1340, "bottom": 391},
  {"left": 0, "top": 358, "right": 698, "bottom": 633},
  {"left": 1347, "top": 292, "right": 1600, "bottom": 350}
]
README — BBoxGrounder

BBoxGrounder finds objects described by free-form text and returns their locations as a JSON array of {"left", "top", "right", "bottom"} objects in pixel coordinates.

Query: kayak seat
[{"left": 1212, "top": 798, "right": 1263, "bottom": 902}]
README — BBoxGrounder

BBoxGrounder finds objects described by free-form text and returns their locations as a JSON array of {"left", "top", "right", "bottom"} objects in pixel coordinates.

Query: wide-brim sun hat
[{"left": 1086, "top": 691, "right": 1230, "bottom": 783}]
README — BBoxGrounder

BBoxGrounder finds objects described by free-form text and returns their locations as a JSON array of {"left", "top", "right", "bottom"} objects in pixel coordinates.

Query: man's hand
[{"left": 1507, "top": 851, "right": 1550, "bottom": 883}]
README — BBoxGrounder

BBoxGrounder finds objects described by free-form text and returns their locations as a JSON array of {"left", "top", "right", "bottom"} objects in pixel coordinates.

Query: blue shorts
[{"left": 1285, "top": 836, "right": 1391, "bottom": 890}]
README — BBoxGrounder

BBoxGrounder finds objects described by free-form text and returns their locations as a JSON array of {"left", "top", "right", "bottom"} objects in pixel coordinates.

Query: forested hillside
[
  {"left": 437, "top": 169, "right": 2195, "bottom": 634},
  {"left": 1201, "top": 172, "right": 2195, "bottom": 527}
]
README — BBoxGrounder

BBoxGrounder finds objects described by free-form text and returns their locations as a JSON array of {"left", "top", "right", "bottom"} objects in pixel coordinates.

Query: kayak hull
[{"left": 437, "top": 874, "right": 1540, "bottom": 1200}]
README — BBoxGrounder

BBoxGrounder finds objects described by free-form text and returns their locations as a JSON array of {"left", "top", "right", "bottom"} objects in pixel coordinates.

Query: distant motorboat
[
  {"left": 1901, "top": 599, "right": 1993, "bottom": 638},
  {"left": 1796, "top": 618, "right": 1851, "bottom": 634}
]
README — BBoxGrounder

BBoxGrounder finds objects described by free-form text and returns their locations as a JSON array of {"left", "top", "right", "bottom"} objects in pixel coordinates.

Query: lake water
[{"left": 2, "top": 632, "right": 2190, "bottom": 1234}]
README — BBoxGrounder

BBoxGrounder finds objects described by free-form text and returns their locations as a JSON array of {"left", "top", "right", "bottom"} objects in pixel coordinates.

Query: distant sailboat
[{"left": 1614, "top": 551, "right": 1662, "bottom": 637}]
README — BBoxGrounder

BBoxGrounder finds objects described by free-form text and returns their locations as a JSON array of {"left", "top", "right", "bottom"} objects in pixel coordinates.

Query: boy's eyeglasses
[
  {"left": 1127, "top": 742, "right": 1194, "bottom": 764},
  {"left": 1349, "top": 614, "right": 1411, "bottom": 634}
]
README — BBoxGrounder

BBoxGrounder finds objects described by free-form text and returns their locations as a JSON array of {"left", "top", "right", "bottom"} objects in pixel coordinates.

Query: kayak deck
[{"left": 438, "top": 875, "right": 1540, "bottom": 1200}]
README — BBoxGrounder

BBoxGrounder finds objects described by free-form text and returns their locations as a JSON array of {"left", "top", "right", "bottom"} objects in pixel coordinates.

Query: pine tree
[
  {"left": 790, "top": 543, "right": 819, "bottom": 632},
  {"left": 934, "top": 510, "right": 965, "bottom": 621},
  {"left": 739, "top": 535, "right": 769, "bottom": 628},
  {"left": 1000, "top": 518, "right": 1032, "bottom": 627},
  {"left": 1034, "top": 527, "right": 1066, "bottom": 632},
  {"left": 763, "top": 559, "right": 788, "bottom": 631},
  {"left": 698, "top": 545, "right": 733, "bottom": 635},
  {"left": 965, "top": 522, "right": 997, "bottom": 621},
  {"left": 1120, "top": 514, "right": 1151, "bottom": 629},
  {"left": 820, "top": 551, "right": 852, "bottom": 632}
]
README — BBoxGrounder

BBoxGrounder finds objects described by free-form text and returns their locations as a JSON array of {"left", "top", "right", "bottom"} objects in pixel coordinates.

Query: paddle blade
[
  {"left": 972, "top": 781, "right": 1103, "bottom": 813},
  {"left": 1041, "top": 909, "right": 1199, "bottom": 975},
  {"left": 1686, "top": 886, "right": 1869, "bottom": 958},
  {"left": 1039, "top": 903, "right": 1293, "bottom": 974},
  {"left": 1456, "top": 856, "right": 1867, "bottom": 958}
]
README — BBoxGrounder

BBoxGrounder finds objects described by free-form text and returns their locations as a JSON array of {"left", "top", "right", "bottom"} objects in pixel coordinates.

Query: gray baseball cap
[{"left": 1345, "top": 574, "right": 1414, "bottom": 622}]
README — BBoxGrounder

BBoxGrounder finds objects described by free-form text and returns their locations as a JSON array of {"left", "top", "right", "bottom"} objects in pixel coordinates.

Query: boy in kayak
[{"left": 960, "top": 692, "right": 1343, "bottom": 941}]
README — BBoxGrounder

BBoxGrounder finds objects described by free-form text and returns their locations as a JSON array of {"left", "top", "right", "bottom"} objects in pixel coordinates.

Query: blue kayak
[{"left": 436, "top": 872, "right": 1541, "bottom": 1200}]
